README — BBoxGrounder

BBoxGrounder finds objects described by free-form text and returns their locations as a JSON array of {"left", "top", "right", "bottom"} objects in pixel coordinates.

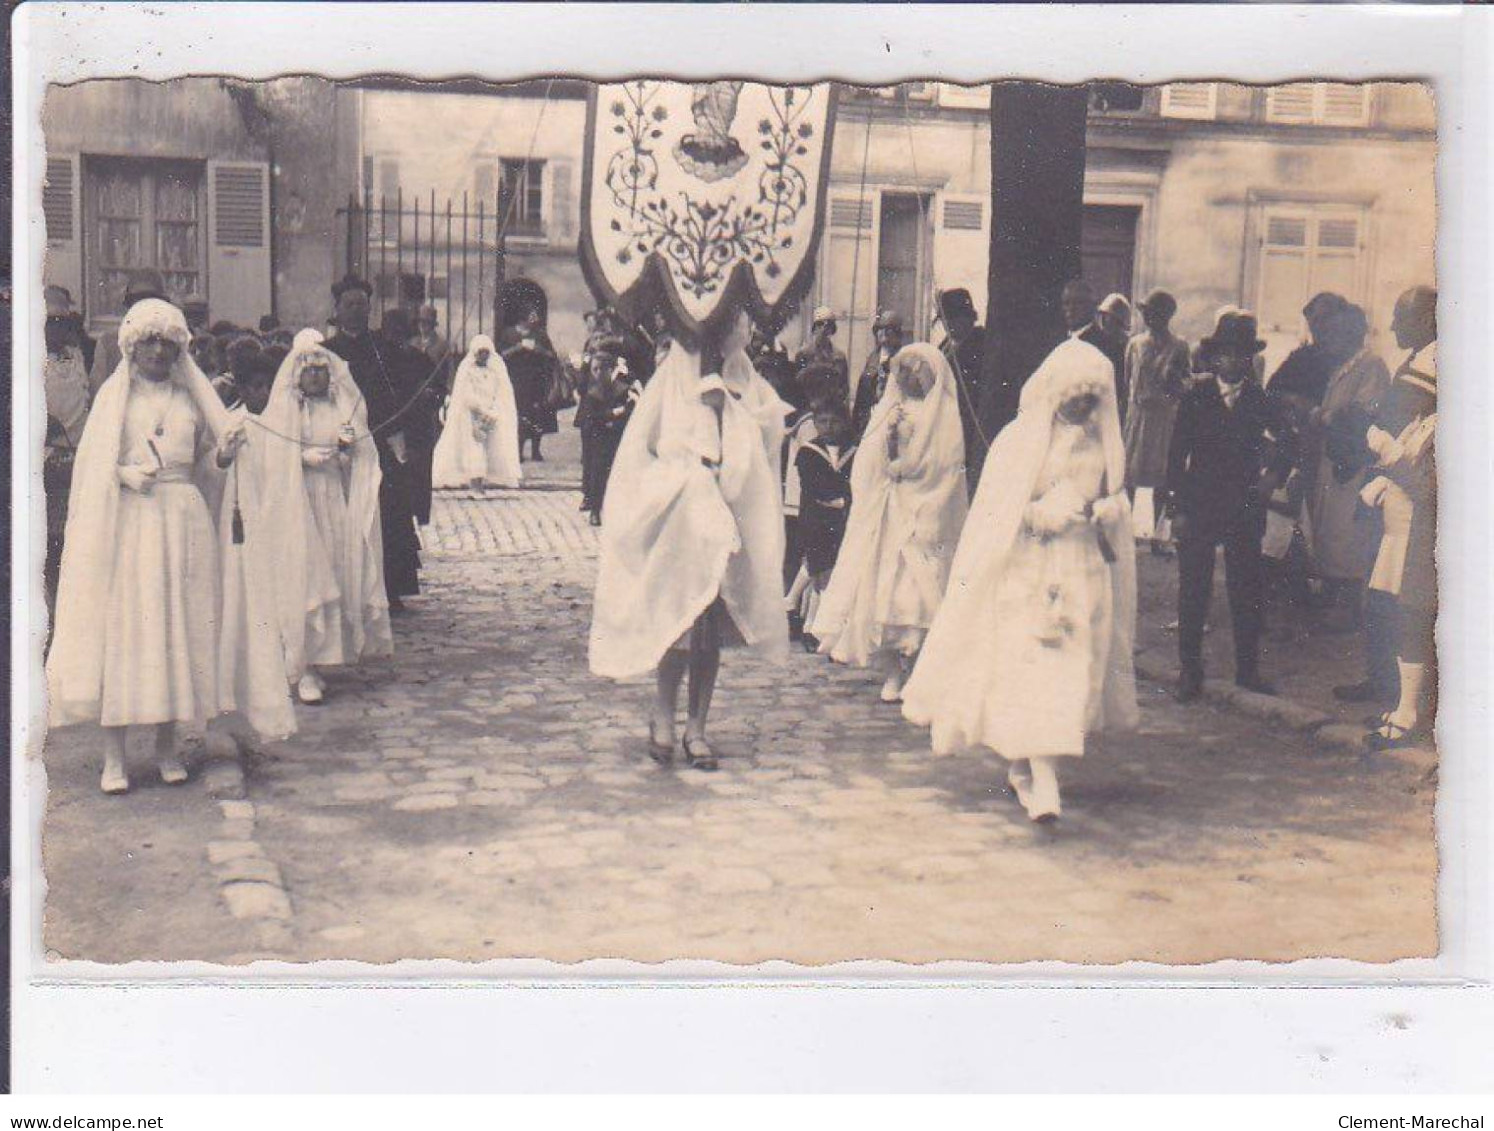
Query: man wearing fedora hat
[
  {"left": 851, "top": 309, "right": 904, "bottom": 441},
  {"left": 1163, "top": 309, "right": 1299, "bottom": 702},
  {"left": 793, "top": 306, "right": 850, "bottom": 399}
]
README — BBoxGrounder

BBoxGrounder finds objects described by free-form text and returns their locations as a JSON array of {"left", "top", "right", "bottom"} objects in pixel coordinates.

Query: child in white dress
[
  {"left": 46, "top": 300, "right": 292, "bottom": 794},
  {"left": 809, "top": 343, "right": 969, "bottom": 702},
  {"left": 902, "top": 339, "right": 1140, "bottom": 822},
  {"left": 432, "top": 334, "right": 522, "bottom": 491},
  {"left": 258, "top": 334, "right": 392, "bottom": 704}
]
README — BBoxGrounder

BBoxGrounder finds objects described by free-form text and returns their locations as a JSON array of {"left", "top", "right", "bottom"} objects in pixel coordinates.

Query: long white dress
[
  {"left": 215, "top": 405, "right": 299, "bottom": 739},
  {"left": 809, "top": 343, "right": 968, "bottom": 667},
  {"left": 432, "top": 338, "right": 522, "bottom": 488},
  {"left": 968, "top": 423, "right": 1113, "bottom": 758},
  {"left": 48, "top": 297, "right": 294, "bottom": 741},
  {"left": 256, "top": 339, "right": 393, "bottom": 681},
  {"left": 100, "top": 379, "right": 222, "bottom": 727},
  {"left": 902, "top": 338, "right": 1139, "bottom": 760},
  {"left": 299, "top": 396, "right": 354, "bottom": 666}
]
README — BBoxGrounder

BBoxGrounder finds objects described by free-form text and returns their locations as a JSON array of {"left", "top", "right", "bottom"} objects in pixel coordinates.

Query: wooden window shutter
[
  {"left": 934, "top": 192, "right": 990, "bottom": 332},
  {"left": 1159, "top": 83, "right": 1218, "bottom": 120},
  {"left": 1267, "top": 84, "right": 1318, "bottom": 123},
  {"left": 829, "top": 197, "right": 873, "bottom": 231},
  {"left": 207, "top": 160, "right": 272, "bottom": 326},
  {"left": 549, "top": 159, "right": 575, "bottom": 243},
  {"left": 1321, "top": 84, "right": 1371, "bottom": 126},
  {"left": 43, "top": 154, "right": 83, "bottom": 306}
]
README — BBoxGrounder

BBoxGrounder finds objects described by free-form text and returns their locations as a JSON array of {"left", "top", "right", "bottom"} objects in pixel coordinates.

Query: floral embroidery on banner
[{"left": 602, "top": 81, "right": 818, "bottom": 301}]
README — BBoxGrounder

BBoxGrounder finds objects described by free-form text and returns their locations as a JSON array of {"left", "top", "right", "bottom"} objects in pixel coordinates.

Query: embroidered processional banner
[{"left": 580, "top": 80, "right": 839, "bottom": 347}]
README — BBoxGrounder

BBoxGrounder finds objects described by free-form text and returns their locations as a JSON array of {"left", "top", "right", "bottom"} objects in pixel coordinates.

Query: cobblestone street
[{"left": 42, "top": 465, "right": 1438, "bottom": 967}]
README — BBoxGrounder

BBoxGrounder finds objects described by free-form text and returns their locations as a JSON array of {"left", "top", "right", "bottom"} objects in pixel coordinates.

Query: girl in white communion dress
[{"left": 902, "top": 339, "right": 1140, "bottom": 823}]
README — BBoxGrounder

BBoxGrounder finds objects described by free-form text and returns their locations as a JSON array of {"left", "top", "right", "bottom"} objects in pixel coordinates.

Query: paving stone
[
  {"left": 216, "top": 856, "right": 284, "bottom": 886},
  {"left": 202, "top": 760, "right": 246, "bottom": 800},
  {"left": 392, "top": 793, "right": 461, "bottom": 812},
  {"left": 698, "top": 867, "right": 776, "bottom": 895},
  {"left": 319, "top": 924, "right": 368, "bottom": 942},
  {"left": 43, "top": 488, "right": 1429, "bottom": 966},
  {"left": 207, "top": 840, "right": 266, "bottom": 865},
  {"left": 222, "top": 881, "right": 292, "bottom": 921},
  {"left": 466, "top": 790, "right": 530, "bottom": 807}
]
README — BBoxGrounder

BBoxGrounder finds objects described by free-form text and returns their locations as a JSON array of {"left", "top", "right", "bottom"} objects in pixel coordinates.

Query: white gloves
[
  {"left": 1360, "top": 476, "right": 1392, "bottom": 508},
  {"left": 1025, "top": 482, "right": 1087, "bottom": 537},
  {"left": 1366, "top": 425, "right": 1405, "bottom": 466},
  {"left": 302, "top": 446, "right": 337, "bottom": 469},
  {"left": 1090, "top": 491, "right": 1130, "bottom": 527}
]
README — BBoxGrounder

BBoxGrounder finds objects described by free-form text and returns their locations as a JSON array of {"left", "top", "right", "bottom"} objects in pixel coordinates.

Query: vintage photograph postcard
[{"left": 26, "top": 43, "right": 1443, "bottom": 966}]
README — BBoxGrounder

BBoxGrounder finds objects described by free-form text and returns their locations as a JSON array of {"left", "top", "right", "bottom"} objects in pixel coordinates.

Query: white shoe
[
  {"left": 159, "top": 756, "right": 189, "bottom": 785},
  {"left": 879, "top": 673, "right": 904, "bottom": 703},
  {"left": 1023, "top": 765, "right": 1062, "bottom": 823},
  {"left": 101, "top": 762, "right": 130, "bottom": 795},
  {"left": 297, "top": 673, "right": 325, "bottom": 705},
  {"left": 1005, "top": 760, "right": 1031, "bottom": 800}
]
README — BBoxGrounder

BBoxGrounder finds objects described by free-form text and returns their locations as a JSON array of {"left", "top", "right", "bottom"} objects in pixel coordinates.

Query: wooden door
[{"left": 1081, "top": 204, "right": 1140, "bottom": 304}]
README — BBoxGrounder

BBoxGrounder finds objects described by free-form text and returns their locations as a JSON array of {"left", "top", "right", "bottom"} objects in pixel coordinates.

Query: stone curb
[
  {"left": 201, "top": 735, "right": 296, "bottom": 958},
  {"left": 1133, "top": 650, "right": 1366, "bottom": 754}
]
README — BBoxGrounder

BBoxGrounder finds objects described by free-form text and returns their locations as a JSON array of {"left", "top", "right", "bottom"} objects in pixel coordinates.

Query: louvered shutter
[
  {"left": 207, "top": 160, "right": 272, "bottom": 326},
  {"left": 936, "top": 83, "right": 991, "bottom": 110},
  {"left": 1257, "top": 210, "right": 1311, "bottom": 334},
  {"left": 817, "top": 190, "right": 880, "bottom": 362},
  {"left": 1310, "top": 212, "right": 1364, "bottom": 299},
  {"left": 43, "top": 154, "right": 83, "bottom": 307},
  {"left": 1321, "top": 84, "right": 1371, "bottom": 126},
  {"left": 933, "top": 191, "right": 990, "bottom": 329},
  {"left": 549, "top": 159, "right": 575, "bottom": 244},
  {"left": 1159, "top": 83, "right": 1218, "bottom": 120},
  {"left": 1266, "top": 84, "right": 1317, "bottom": 123}
]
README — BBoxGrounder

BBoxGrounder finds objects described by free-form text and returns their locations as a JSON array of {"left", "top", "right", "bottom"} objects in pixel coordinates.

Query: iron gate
[{"left": 336, "top": 186, "right": 514, "bottom": 346}]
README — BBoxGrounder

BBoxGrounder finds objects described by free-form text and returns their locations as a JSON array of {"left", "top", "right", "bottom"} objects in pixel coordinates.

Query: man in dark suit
[
  {"left": 1162, "top": 311, "right": 1298, "bottom": 702},
  {"left": 936, "top": 288, "right": 987, "bottom": 489}
]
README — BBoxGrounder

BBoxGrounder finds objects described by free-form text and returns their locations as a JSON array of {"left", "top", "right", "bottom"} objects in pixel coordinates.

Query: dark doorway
[
  {"left": 877, "top": 192, "right": 932, "bottom": 339},
  {"left": 1081, "top": 203, "right": 1140, "bottom": 303}
]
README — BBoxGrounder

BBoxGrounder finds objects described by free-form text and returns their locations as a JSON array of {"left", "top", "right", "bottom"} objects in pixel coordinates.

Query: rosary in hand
[{"left": 242, "top": 339, "right": 456, "bottom": 451}]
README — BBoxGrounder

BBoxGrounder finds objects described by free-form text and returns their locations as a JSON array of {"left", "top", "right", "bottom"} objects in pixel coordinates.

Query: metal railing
[{"left": 336, "top": 185, "right": 515, "bottom": 345}]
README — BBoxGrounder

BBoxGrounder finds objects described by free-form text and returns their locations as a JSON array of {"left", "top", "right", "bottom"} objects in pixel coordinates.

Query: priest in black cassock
[{"left": 324, "top": 274, "right": 423, "bottom": 609}]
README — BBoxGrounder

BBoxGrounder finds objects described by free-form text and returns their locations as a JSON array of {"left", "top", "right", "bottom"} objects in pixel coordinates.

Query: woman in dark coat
[{"left": 499, "top": 280, "right": 562, "bottom": 462}]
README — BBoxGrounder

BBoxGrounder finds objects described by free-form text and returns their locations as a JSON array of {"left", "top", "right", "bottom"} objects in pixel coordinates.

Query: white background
[{"left": 10, "top": 2, "right": 1493, "bottom": 1093}]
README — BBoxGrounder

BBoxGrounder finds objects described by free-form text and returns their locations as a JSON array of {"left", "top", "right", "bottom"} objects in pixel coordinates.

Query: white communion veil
[
  {"left": 901, "top": 338, "right": 1140, "bottom": 752},
  {"left": 46, "top": 299, "right": 297, "bottom": 739},
  {"left": 255, "top": 336, "right": 392, "bottom": 679}
]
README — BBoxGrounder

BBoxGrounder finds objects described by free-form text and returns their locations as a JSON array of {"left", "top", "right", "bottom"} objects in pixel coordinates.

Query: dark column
[{"left": 980, "top": 82, "right": 1090, "bottom": 440}]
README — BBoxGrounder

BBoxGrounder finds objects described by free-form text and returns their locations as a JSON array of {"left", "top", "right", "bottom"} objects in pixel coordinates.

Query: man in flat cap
[{"left": 851, "top": 309, "right": 905, "bottom": 442}]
